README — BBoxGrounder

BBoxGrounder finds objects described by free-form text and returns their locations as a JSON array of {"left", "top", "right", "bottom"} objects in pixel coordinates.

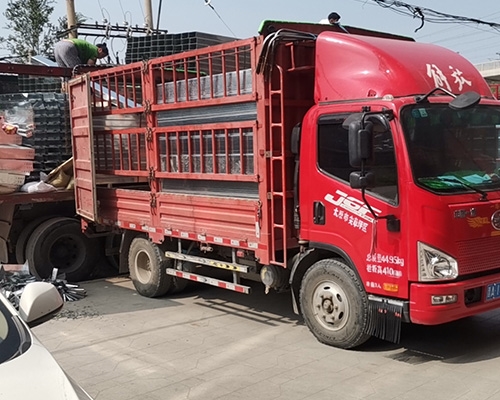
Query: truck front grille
[{"left": 457, "top": 235, "right": 500, "bottom": 275}]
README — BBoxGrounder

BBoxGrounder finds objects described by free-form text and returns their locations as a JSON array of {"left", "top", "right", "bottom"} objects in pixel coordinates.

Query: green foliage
[
  {"left": 0, "top": 0, "right": 56, "bottom": 62},
  {"left": 57, "top": 12, "right": 87, "bottom": 38}
]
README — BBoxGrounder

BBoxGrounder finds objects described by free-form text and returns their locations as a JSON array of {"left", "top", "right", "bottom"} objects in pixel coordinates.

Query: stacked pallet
[
  {"left": 0, "top": 93, "right": 72, "bottom": 182},
  {"left": 0, "top": 116, "right": 34, "bottom": 193}
]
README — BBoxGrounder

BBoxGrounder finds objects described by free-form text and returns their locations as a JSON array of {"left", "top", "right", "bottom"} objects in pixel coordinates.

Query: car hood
[{"left": 0, "top": 335, "right": 91, "bottom": 400}]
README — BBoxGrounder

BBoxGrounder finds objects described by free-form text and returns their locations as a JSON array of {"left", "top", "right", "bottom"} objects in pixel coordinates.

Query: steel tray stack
[
  {"left": 125, "top": 31, "right": 236, "bottom": 63},
  {"left": 0, "top": 93, "right": 72, "bottom": 181}
]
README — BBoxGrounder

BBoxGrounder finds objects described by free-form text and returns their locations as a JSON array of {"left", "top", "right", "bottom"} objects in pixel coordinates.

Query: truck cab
[{"left": 293, "top": 31, "right": 500, "bottom": 347}]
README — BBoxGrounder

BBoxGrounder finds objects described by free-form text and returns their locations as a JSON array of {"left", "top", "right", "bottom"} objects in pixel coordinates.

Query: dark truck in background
[{"left": 0, "top": 63, "right": 109, "bottom": 281}]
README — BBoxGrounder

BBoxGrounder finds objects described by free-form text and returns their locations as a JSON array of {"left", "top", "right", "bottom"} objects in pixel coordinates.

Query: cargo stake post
[{"left": 68, "top": 20, "right": 500, "bottom": 349}]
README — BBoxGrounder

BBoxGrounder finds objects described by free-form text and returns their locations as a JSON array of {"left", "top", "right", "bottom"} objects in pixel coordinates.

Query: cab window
[{"left": 317, "top": 115, "right": 398, "bottom": 203}]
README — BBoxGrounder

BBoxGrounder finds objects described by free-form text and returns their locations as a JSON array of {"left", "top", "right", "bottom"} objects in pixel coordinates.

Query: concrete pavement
[{"left": 34, "top": 276, "right": 500, "bottom": 400}]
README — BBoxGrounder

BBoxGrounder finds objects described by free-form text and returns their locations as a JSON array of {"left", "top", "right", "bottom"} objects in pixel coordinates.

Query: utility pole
[
  {"left": 144, "top": 0, "right": 154, "bottom": 33},
  {"left": 66, "top": 0, "right": 77, "bottom": 38}
]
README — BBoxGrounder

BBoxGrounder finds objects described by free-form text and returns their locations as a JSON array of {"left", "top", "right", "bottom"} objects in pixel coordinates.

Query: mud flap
[{"left": 365, "top": 295, "right": 408, "bottom": 343}]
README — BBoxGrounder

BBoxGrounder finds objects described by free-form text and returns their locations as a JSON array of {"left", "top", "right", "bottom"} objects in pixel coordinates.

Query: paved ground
[{"left": 34, "top": 276, "right": 500, "bottom": 400}]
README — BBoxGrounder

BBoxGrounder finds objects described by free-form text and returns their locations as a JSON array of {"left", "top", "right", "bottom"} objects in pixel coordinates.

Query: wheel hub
[
  {"left": 322, "top": 298, "right": 334, "bottom": 314},
  {"left": 312, "top": 282, "right": 349, "bottom": 331},
  {"left": 135, "top": 250, "right": 152, "bottom": 283}
]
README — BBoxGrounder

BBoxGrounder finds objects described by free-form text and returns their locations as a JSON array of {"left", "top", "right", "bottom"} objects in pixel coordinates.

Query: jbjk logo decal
[{"left": 324, "top": 190, "right": 381, "bottom": 232}]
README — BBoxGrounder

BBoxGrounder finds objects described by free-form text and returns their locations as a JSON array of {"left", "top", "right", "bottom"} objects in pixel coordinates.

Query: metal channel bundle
[
  {"left": 17, "top": 75, "right": 62, "bottom": 93},
  {"left": 125, "top": 31, "right": 236, "bottom": 63},
  {"left": 156, "top": 69, "right": 255, "bottom": 179},
  {"left": 0, "top": 93, "right": 72, "bottom": 181}
]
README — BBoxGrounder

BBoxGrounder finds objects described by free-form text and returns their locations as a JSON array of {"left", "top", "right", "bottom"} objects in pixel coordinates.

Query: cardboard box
[
  {"left": 0, "top": 171, "right": 26, "bottom": 186},
  {"left": 0, "top": 159, "right": 33, "bottom": 174}
]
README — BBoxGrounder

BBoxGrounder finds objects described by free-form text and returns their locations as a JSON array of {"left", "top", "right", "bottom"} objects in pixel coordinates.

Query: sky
[{"left": 0, "top": 0, "right": 500, "bottom": 65}]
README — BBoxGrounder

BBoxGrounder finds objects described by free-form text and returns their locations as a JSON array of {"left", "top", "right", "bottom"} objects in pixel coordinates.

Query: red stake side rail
[{"left": 72, "top": 32, "right": 316, "bottom": 265}]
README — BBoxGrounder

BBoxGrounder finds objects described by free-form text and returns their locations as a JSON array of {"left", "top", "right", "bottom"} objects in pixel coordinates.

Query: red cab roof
[{"left": 314, "top": 32, "right": 494, "bottom": 103}]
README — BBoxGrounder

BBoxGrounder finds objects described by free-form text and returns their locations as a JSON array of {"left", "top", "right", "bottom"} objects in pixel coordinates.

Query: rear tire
[
  {"left": 299, "top": 258, "right": 370, "bottom": 349},
  {"left": 128, "top": 237, "right": 173, "bottom": 297},
  {"left": 26, "top": 217, "right": 98, "bottom": 282}
]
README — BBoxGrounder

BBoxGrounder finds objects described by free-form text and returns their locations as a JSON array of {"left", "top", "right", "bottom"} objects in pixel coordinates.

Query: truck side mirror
[
  {"left": 350, "top": 171, "right": 375, "bottom": 189},
  {"left": 348, "top": 120, "right": 373, "bottom": 167}
]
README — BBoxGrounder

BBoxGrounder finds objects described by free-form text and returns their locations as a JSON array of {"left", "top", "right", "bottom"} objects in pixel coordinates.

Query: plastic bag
[{"left": 20, "top": 180, "right": 56, "bottom": 193}]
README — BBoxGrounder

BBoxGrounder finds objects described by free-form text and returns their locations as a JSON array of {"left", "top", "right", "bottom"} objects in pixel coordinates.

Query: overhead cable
[
  {"left": 354, "top": 0, "right": 500, "bottom": 33},
  {"left": 204, "top": 0, "right": 237, "bottom": 38}
]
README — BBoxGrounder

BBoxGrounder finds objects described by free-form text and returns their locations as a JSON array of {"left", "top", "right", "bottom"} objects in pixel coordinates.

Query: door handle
[{"left": 313, "top": 201, "right": 325, "bottom": 225}]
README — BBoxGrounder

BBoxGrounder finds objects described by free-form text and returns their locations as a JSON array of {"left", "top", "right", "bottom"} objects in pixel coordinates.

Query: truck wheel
[
  {"left": 168, "top": 260, "right": 195, "bottom": 294},
  {"left": 299, "top": 259, "right": 370, "bottom": 349},
  {"left": 128, "top": 237, "right": 173, "bottom": 297},
  {"left": 104, "top": 233, "right": 122, "bottom": 270},
  {"left": 15, "top": 215, "right": 54, "bottom": 264},
  {"left": 26, "top": 217, "right": 98, "bottom": 282},
  {"left": 170, "top": 275, "right": 189, "bottom": 294}
]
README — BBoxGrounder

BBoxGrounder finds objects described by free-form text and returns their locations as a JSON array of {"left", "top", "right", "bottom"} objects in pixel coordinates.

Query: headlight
[{"left": 418, "top": 242, "right": 458, "bottom": 281}]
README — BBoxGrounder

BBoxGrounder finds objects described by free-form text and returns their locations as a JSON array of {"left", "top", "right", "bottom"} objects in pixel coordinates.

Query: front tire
[
  {"left": 128, "top": 237, "right": 173, "bottom": 297},
  {"left": 299, "top": 259, "right": 370, "bottom": 349}
]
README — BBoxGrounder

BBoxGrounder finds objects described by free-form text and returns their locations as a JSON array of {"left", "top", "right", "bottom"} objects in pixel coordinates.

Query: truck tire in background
[
  {"left": 15, "top": 215, "right": 54, "bottom": 264},
  {"left": 25, "top": 217, "right": 98, "bottom": 282},
  {"left": 128, "top": 237, "right": 173, "bottom": 297},
  {"left": 161, "top": 247, "right": 192, "bottom": 294},
  {"left": 170, "top": 271, "right": 189, "bottom": 293},
  {"left": 299, "top": 259, "right": 370, "bottom": 349}
]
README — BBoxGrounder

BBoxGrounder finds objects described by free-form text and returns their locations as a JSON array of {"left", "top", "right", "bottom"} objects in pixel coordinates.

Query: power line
[
  {"left": 203, "top": 0, "right": 237, "bottom": 38},
  {"left": 352, "top": 0, "right": 500, "bottom": 33},
  {"left": 96, "top": 0, "right": 111, "bottom": 23},
  {"left": 118, "top": 0, "right": 132, "bottom": 25}
]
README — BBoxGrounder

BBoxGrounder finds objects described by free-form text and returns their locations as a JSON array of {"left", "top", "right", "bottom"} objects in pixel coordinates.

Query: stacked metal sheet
[
  {"left": 125, "top": 31, "right": 236, "bottom": 64},
  {"left": 0, "top": 93, "right": 72, "bottom": 181},
  {"left": 157, "top": 69, "right": 253, "bottom": 104}
]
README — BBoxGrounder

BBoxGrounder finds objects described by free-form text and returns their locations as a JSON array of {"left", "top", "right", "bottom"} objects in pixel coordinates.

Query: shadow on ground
[{"left": 359, "top": 309, "right": 500, "bottom": 364}]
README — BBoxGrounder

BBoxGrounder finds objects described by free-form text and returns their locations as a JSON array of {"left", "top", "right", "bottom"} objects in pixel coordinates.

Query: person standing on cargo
[
  {"left": 54, "top": 39, "right": 109, "bottom": 68},
  {"left": 320, "top": 12, "right": 349, "bottom": 33}
]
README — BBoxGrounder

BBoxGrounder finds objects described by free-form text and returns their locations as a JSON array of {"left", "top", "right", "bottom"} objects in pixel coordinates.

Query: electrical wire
[
  {"left": 352, "top": 0, "right": 500, "bottom": 33},
  {"left": 350, "top": 0, "right": 500, "bottom": 62},
  {"left": 96, "top": 0, "right": 111, "bottom": 23},
  {"left": 118, "top": 0, "right": 133, "bottom": 26},
  {"left": 203, "top": 0, "right": 237, "bottom": 38}
]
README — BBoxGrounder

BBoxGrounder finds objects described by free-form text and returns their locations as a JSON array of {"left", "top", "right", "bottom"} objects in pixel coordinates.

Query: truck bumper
[{"left": 410, "top": 273, "right": 500, "bottom": 325}]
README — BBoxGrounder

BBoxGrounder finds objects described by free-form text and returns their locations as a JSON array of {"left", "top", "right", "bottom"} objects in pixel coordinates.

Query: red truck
[{"left": 68, "top": 20, "right": 500, "bottom": 348}]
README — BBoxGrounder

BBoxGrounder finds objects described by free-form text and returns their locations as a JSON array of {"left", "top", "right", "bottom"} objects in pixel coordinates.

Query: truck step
[
  {"left": 165, "top": 251, "right": 251, "bottom": 273},
  {"left": 166, "top": 268, "right": 251, "bottom": 294}
]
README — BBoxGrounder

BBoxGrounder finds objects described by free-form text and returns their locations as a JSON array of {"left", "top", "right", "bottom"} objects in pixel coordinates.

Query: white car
[{"left": 0, "top": 281, "right": 93, "bottom": 399}]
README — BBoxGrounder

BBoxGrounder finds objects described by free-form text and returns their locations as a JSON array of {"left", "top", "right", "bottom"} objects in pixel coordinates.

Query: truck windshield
[{"left": 401, "top": 104, "right": 500, "bottom": 193}]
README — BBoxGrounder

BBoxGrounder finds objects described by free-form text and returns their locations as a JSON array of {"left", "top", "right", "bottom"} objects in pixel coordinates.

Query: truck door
[
  {"left": 68, "top": 74, "right": 98, "bottom": 222},
  {"left": 300, "top": 112, "right": 406, "bottom": 298}
]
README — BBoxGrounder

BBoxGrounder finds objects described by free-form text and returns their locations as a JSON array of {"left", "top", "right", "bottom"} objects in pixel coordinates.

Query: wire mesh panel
[
  {"left": 90, "top": 64, "right": 143, "bottom": 112},
  {"left": 87, "top": 62, "right": 148, "bottom": 178},
  {"left": 157, "top": 125, "right": 254, "bottom": 177},
  {"left": 151, "top": 40, "right": 254, "bottom": 106},
  {"left": 94, "top": 131, "right": 147, "bottom": 173}
]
